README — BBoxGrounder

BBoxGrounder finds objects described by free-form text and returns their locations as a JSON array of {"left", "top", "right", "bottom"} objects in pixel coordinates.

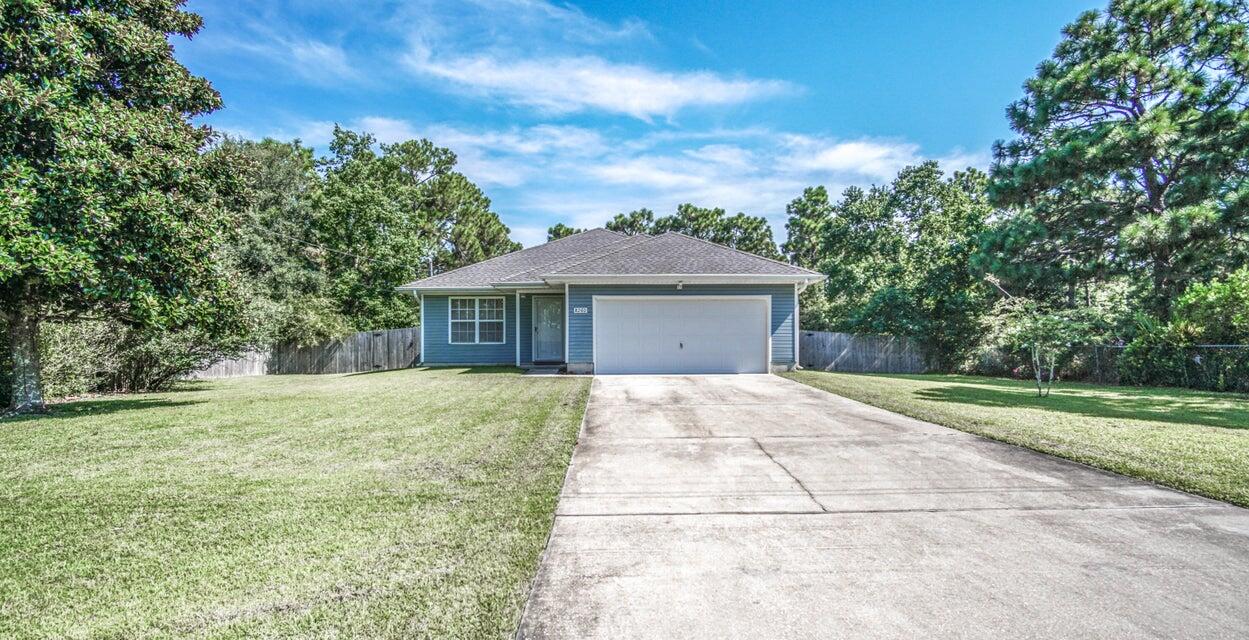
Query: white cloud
[
  {"left": 403, "top": 46, "right": 795, "bottom": 120},
  {"left": 424, "top": 123, "right": 606, "bottom": 157},
  {"left": 208, "top": 29, "right": 360, "bottom": 86},
  {"left": 286, "top": 39, "right": 358, "bottom": 82},
  {"left": 355, "top": 117, "right": 420, "bottom": 144},
  {"left": 235, "top": 114, "right": 985, "bottom": 247},
  {"left": 461, "top": 0, "right": 651, "bottom": 44},
  {"left": 936, "top": 148, "right": 993, "bottom": 172},
  {"left": 782, "top": 136, "right": 921, "bottom": 181},
  {"left": 682, "top": 144, "right": 755, "bottom": 170},
  {"left": 510, "top": 225, "right": 550, "bottom": 247}
]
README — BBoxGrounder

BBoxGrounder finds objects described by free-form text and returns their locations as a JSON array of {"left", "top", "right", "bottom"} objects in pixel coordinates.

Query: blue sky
[{"left": 178, "top": 0, "right": 1103, "bottom": 246}]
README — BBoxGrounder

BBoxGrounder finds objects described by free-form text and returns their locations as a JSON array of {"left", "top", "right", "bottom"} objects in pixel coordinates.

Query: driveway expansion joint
[{"left": 751, "top": 437, "right": 828, "bottom": 513}]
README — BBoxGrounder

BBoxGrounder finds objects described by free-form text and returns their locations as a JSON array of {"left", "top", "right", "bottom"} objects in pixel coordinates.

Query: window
[{"left": 449, "top": 297, "right": 506, "bottom": 344}]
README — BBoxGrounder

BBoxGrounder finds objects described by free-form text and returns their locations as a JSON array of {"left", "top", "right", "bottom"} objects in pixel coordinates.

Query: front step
[{"left": 523, "top": 365, "right": 565, "bottom": 376}]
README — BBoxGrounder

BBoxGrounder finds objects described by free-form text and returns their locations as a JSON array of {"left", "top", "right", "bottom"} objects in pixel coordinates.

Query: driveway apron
[{"left": 517, "top": 375, "right": 1249, "bottom": 639}]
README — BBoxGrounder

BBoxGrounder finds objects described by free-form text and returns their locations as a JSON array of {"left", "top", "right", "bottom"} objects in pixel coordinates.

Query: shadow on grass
[
  {"left": 451, "top": 366, "right": 524, "bottom": 375},
  {"left": 2, "top": 397, "right": 204, "bottom": 424},
  {"left": 904, "top": 376, "right": 1249, "bottom": 430},
  {"left": 338, "top": 365, "right": 522, "bottom": 377}
]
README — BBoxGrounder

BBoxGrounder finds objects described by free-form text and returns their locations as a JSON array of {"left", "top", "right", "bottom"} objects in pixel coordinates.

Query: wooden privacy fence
[
  {"left": 188, "top": 326, "right": 421, "bottom": 379},
  {"left": 799, "top": 330, "right": 927, "bottom": 373}
]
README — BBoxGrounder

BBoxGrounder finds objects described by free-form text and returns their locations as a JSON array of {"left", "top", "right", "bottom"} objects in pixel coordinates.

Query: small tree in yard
[
  {"left": 987, "top": 276, "right": 1099, "bottom": 396},
  {"left": 1, "top": 1, "right": 248, "bottom": 413}
]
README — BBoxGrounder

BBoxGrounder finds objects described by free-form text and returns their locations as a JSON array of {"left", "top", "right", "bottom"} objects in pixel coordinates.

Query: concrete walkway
[{"left": 517, "top": 375, "right": 1249, "bottom": 639}]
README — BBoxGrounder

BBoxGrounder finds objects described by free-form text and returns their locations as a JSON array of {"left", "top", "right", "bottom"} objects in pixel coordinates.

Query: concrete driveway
[{"left": 517, "top": 375, "right": 1249, "bottom": 639}]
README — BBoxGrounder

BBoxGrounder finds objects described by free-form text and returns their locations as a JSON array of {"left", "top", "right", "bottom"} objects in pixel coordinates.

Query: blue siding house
[{"left": 399, "top": 230, "right": 823, "bottom": 374}]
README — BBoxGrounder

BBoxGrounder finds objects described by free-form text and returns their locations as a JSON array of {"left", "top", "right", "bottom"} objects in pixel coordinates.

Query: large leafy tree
[
  {"left": 989, "top": 0, "right": 1249, "bottom": 317},
  {"left": 226, "top": 138, "right": 352, "bottom": 345},
  {"left": 782, "top": 187, "right": 837, "bottom": 330},
  {"left": 818, "top": 163, "right": 993, "bottom": 367},
  {"left": 313, "top": 127, "right": 519, "bottom": 331},
  {"left": 1, "top": 1, "right": 248, "bottom": 412},
  {"left": 816, "top": 185, "right": 900, "bottom": 323}
]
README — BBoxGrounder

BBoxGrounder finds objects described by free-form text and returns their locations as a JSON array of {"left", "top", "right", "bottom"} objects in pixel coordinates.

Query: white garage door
[{"left": 594, "top": 297, "right": 769, "bottom": 374}]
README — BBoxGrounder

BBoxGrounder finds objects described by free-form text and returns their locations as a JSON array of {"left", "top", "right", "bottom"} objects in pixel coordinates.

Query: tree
[
  {"left": 1, "top": 1, "right": 249, "bottom": 412},
  {"left": 654, "top": 204, "right": 782, "bottom": 259},
  {"left": 426, "top": 172, "right": 519, "bottom": 272},
  {"left": 815, "top": 185, "right": 900, "bottom": 326},
  {"left": 994, "top": 296, "right": 1100, "bottom": 397},
  {"left": 605, "top": 209, "right": 655, "bottom": 235},
  {"left": 782, "top": 186, "right": 833, "bottom": 268},
  {"left": 602, "top": 204, "right": 782, "bottom": 258},
  {"left": 989, "top": 0, "right": 1249, "bottom": 317},
  {"left": 547, "top": 223, "right": 584, "bottom": 241},
  {"left": 817, "top": 163, "right": 993, "bottom": 367},
  {"left": 313, "top": 127, "right": 519, "bottom": 332},
  {"left": 226, "top": 138, "right": 352, "bottom": 346}
]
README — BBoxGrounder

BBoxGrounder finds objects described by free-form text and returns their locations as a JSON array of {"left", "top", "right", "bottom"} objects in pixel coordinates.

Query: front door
[{"left": 533, "top": 297, "right": 565, "bottom": 362}]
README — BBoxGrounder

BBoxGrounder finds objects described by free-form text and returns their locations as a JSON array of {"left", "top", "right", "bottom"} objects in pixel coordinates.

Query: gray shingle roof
[
  {"left": 399, "top": 228, "right": 629, "bottom": 289},
  {"left": 547, "top": 232, "right": 820, "bottom": 277},
  {"left": 399, "top": 229, "right": 820, "bottom": 290}
]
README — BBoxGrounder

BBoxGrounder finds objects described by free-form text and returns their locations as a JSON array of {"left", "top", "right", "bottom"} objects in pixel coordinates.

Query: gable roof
[
  {"left": 398, "top": 229, "right": 823, "bottom": 291},
  {"left": 546, "top": 232, "right": 816, "bottom": 277},
  {"left": 399, "top": 228, "right": 631, "bottom": 289}
]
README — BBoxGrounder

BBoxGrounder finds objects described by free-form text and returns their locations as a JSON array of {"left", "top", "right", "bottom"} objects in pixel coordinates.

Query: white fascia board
[
  {"left": 397, "top": 286, "right": 500, "bottom": 294},
  {"left": 489, "top": 281, "right": 547, "bottom": 289}
]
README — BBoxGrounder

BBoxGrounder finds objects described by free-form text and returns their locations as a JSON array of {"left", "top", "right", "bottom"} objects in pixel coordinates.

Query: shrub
[
  {"left": 3, "top": 318, "right": 253, "bottom": 404},
  {"left": 107, "top": 324, "right": 248, "bottom": 393},
  {"left": 38, "top": 321, "right": 119, "bottom": 398},
  {"left": 1117, "top": 270, "right": 1249, "bottom": 392},
  {"left": 1118, "top": 319, "right": 1195, "bottom": 388}
]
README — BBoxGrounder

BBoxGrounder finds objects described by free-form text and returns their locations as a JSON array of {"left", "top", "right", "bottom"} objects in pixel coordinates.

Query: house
[{"left": 397, "top": 229, "right": 825, "bottom": 374}]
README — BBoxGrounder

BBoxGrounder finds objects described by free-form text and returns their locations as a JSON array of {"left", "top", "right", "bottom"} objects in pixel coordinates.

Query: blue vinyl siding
[
  {"left": 422, "top": 295, "right": 517, "bottom": 365},
  {"left": 518, "top": 294, "right": 532, "bottom": 365},
  {"left": 566, "top": 284, "right": 795, "bottom": 366}
]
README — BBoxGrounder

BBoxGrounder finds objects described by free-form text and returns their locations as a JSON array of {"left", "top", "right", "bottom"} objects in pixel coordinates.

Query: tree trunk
[{"left": 6, "top": 305, "right": 46, "bottom": 414}]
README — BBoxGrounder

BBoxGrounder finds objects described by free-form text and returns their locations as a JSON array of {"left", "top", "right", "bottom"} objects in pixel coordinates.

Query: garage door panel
[{"left": 595, "top": 298, "right": 768, "bottom": 374}]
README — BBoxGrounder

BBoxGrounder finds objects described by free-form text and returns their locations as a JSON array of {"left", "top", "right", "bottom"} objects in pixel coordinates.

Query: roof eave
[
  {"left": 394, "top": 285, "right": 500, "bottom": 294},
  {"left": 541, "top": 274, "right": 825, "bottom": 286}
]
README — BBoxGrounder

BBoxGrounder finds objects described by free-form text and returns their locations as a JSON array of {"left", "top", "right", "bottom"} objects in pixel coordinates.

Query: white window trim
[{"left": 448, "top": 296, "right": 507, "bottom": 345}]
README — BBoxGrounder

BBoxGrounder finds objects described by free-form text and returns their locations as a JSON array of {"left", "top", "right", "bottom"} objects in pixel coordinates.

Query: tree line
[
  {"left": 4, "top": 0, "right": 1248, "bottom": 412},
  {"left": 0, "top": 1, "right": 521, "bottom": 411},
  {"left": 547, "top": 0, "right": 1249, "bottom": 391}
]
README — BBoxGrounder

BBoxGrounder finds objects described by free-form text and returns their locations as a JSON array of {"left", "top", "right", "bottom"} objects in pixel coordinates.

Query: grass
[
  {"left": 0, "top": 367, "right": 591, "bottom": 639},
  {"left": 781, "top": 371, "right": 1249, "bottom": 508}
]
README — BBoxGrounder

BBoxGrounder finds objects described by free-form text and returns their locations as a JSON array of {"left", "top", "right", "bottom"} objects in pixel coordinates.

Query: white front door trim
[{"left": 532, "top": 294, "right": 566, "bottom": 363}]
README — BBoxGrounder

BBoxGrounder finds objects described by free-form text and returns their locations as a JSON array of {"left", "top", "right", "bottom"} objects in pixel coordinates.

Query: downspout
[
  {"left": 793, "top": 282, "right": 800, "bottom": 370},
  {"left": 564, "top": 282, "right": 570, "bottom": 365},
  {"left": 418, "top": 293, "right": 426, "bottom": 365},
  {"left": 515, "top": 292, "right": 521, "bottom": 367}
]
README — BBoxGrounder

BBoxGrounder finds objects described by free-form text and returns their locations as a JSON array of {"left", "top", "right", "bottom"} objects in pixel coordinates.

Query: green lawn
[
  {"left": 0, "top": 368, "right": 590, "bottom": 639},
  {"left": 782, "top": 371, "right": 1249, "bottom": 508}
]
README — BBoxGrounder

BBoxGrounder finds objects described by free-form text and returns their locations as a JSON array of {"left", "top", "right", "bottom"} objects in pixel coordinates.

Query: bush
[
  {"left": 1118, "top": 318, "right": 1249, "bottom": 392},
  {"left": 1116, "top": 270, "right": 1249, "bottom": 392},
  {"left": 1173, "top": 267, "right": 1249, "bottom": 344},
  {"left": 2, "top": 317, "right": 253, "bottom": 405},
  {"left": 108, "top": 324, "right": 248, "bottom": 392},
  {"left": 38, "top": 321, "right": 119, "bottom": 398},
  {"left": 1118, "top": 320, "right": 1195, "bottom": 388}
]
